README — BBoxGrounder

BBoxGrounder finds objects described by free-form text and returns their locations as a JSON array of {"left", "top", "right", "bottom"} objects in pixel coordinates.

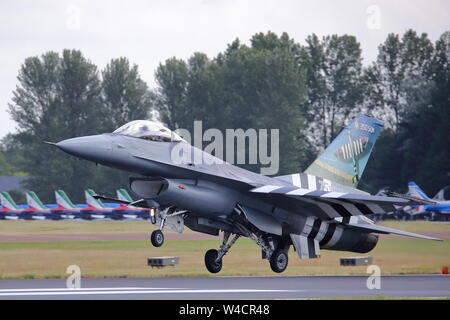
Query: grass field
[{"left": 0, "top": 220, "right": 449, "bottom": 279}]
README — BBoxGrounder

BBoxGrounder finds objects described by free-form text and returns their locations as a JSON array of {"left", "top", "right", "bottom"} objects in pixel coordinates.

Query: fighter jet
[
  {"left": 406, "top": 182, "right": 450, "bottom": 221},
  {"left": 0, "top": 191, "right": 43, "bottom": 220},
  {"left": 54, "top": 189, "right": 99, "bottom": 220},
  {"left": 51, "top": 115, "right": 441, "bottom": 273},
  {"left": 85, "top": 188, "right": 147, "bottom": 219},
  {"left": 25, "top": 191, "right": 56, "bottom": 220}
]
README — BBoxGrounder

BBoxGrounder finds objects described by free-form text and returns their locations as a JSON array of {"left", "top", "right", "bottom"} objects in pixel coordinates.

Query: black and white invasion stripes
[
  {"left": 250, "top": 183, "right": 407, "bottom": 219},
  {"left": 276, "top": 173, "right": 334, "bottom": 191},
  {"left": 290, "top": 217, "right": 346, "bottom": 259}
]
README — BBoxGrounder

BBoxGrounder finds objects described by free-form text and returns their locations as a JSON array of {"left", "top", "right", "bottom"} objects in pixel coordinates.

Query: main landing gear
[
  {"left": 269, "top": 249, "right": 288, "bottom": 273},
  {"left": 204, "top": 232, "right": 240, "bottom": 273},
  {"left": 204, "top": 222, "right": 289, "bottom": 274}
]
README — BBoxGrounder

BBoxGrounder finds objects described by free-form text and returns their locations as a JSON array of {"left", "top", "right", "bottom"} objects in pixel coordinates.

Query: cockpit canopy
[{"left": 113, "top": 120, "right": 184, "bottom": 142}]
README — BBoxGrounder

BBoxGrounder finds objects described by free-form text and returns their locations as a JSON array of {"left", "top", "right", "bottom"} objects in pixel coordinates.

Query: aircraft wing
[
  {"left": 250, "top": 185, "right": 414, "bottom": 219},
  {"left": 250, "top": 185, "right": 443, "bottom": 241}
]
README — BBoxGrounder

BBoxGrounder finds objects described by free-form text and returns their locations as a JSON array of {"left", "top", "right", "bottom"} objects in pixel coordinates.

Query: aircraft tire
[
  {"left": 204, "top": 249, "right": 222, "bottom": 273},
  {"left": 150, "top": 230, "right": 164, "bottom": 247},
  {"left": 269, "top": 249, "right": 288, "bottom": 273}
]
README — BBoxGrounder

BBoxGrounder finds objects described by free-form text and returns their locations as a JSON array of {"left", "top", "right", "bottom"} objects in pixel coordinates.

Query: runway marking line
[
  {"left": 0, "top": 288, "right": 303, "bottom": 296},
  {"left": 0, "top": 287, "right": 181, "bottom": 292}
]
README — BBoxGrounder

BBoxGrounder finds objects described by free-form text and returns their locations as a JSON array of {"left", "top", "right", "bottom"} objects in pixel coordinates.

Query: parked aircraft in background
[
  {"left": 0, "top": 189, "right": 152, "bottom": 220},
  {"left": 55, "top": 189, "right": 102, "bottom": 219},
  {"left": 433, "top": 186, "right": 450, "bottom": 202},
  {"left": 25, "top": 191, "right": 59, "bottom": 220},
  {"left": 84, "top": 189, "right": 149, "bottom": 220},
  {"left": 116, "top": 188, "right": 150, "bottom": 219},
  {"left": 0, "top": 191, "right": 36, "bottom": 220},
  {"left": 84, "top": 189, "right": 123, "bottom": 219},
  {"left": 52, "top": 115, "right": 441, "bottom": 274},
  {"left": 0, "top": 196, "right": 25, "bottom": 220},
  {"left": 406, "top": 182, "right": 450, "bottom": 221}
]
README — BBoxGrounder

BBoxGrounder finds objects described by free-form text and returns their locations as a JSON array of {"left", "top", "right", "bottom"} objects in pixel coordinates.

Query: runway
[{"left": 0, "top": 275, "right": 449, "bottom": 299}]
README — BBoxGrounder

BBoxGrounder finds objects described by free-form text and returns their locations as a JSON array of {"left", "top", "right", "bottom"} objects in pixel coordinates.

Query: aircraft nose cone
[{"left": 56, "top": 135, "right": 112, "bottom": 162}]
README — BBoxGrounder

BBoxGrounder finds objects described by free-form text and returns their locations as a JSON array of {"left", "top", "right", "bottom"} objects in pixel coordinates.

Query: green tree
[
  {"left": 399, "top": 31, "right": 450, "bottom": 194},
  {"left": 101, "top": 57, "right": 153, "bottom": 132},
  {"left": 154, "top": 58, "right": 190, "bottom": 130},
  {"left": 215, "top": 36, "right": 307, "bottom": 174},
  {"left": 8, "top": 50, "right": 104, "bottom": 202},
  {"left": 0, "top": 152, "right": 14, "bottom": 176},
  {"left": 363, "top": 31, "right": 449, "bottom": 194},
  {"left": 154, "top": 32, "right": 308, "bottom": 175},
  {"left": 94, "top": 57, "right": 156, "bottom": 194},
  {"left": 301, "top": 34, "right": 365, "bottom": 152},
  {"left": 0, "top": 134, "right": 28, "bottom": 176},
  {"left": 364, "top": 30, "right": 434, "bottom": 128}
]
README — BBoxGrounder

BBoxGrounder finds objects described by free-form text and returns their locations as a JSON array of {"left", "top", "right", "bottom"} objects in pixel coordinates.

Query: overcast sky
[{"left": 0, "top": 0, "right": 448, "bottom": 138}]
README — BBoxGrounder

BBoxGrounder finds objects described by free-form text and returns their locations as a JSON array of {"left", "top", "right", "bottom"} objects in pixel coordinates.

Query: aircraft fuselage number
[{"left": 359, "top": 123, "right": 375, "bottom": 134}]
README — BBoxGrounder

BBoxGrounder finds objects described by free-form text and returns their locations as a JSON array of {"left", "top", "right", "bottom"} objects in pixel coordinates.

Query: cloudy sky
[{"left": 0, "top": 0, "right": 448, "bottom": 138}]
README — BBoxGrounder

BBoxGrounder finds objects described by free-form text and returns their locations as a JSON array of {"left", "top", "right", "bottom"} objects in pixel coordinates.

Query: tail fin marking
[{"left": 305, "top": 114, "right": 384, "bottom": 188}]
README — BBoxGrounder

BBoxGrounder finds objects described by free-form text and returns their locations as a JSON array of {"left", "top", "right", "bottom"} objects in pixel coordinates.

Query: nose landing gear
[
  {"left": 150, "top": 229, "right": 164, "bottom": 247},
  {"left": 149, "top": 207, "right": 186, "bottom": 247}
]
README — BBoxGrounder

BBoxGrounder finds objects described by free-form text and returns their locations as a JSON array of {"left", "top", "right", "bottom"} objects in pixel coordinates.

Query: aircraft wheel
[
  {"left": 204, "top": 249, "right": 222, "bottom": 273},
  {"left": 150, "top": 230, "right": 164, "bottom": 247},
  {"left": 269, "top": 250, "right": 288, "bottom": 273}
]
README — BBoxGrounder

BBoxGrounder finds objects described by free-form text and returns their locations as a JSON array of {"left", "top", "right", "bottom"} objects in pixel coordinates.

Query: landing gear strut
[
  {"left": 204, "top": 232, "right": 240, "bottom": 273},
  {"left": 149, "top": 207, "right": 186, "bottom": 248},
  {"left": 233, "top": 205, "right": 290, "bottom": 273}
]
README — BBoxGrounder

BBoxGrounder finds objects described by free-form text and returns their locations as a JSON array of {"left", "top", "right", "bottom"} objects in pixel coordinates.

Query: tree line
[{"left": 1, "top": 30, "right": 448, "bottom": 202}]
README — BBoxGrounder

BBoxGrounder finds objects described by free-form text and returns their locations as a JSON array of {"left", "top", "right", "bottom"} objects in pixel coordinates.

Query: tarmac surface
[{"left": 0, "top": 275, "right": 449, "bottom": 299}]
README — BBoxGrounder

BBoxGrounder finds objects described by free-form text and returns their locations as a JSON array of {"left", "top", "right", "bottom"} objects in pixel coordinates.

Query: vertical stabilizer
[
  {"left": 305, "top": 114, "right": 384, "bottom": 188},
  {"left": 26, "top": 191, "right": 48, "bottom": 210},
  {"left": 0, "top": 192, "right": 19, "bottom": 210},
  {"left": 407, "top": 182, "right": 431, "bottom": 201},
  {"left": 85, "top": 189, "right": 105, "bottom": 209},
  {"left": 117, "top": 189, "right": 133, "bottom": 202},
  {"left": 55, "top": 190, "right": 77, "bottom": 209}
]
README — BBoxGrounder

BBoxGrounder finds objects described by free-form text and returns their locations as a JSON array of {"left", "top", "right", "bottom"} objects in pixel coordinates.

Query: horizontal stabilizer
[
  {"left": 384, "top": 190, "right": 437, "bottom": 205},
  {"left": 341, "top": 218, "right": 442, "bottom": 241}
]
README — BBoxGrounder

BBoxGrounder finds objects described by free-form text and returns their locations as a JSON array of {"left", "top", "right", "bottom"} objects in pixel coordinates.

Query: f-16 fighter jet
[{"left": 51, "top": 115, "right": 441, "bottom": 273}]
